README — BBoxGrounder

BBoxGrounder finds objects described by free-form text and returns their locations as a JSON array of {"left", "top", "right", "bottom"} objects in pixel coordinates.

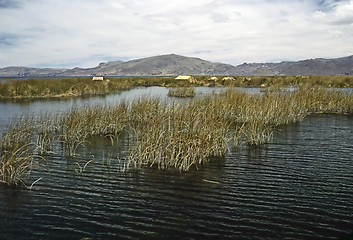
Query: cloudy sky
[{"left": 0, "top": 0, "right": 352, "bottom": 68}]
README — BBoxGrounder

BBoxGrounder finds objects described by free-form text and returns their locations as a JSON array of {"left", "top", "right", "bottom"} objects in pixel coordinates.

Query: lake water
[
  {"left": 0, "top": 87, "right": 352, "bottom": 240},
  {"left": 0, "top": 86, "right": 261, "bottom": 132}
]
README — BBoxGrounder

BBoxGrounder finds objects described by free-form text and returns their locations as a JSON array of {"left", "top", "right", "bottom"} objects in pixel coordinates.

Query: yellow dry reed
[{"left": 1, "top": 86, "right": 353, "bottom": 186}]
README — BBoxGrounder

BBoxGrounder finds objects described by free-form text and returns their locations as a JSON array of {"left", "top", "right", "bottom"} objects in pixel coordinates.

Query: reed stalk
[
  {"left": 127, "top": 100, "right": 230, "bottom": 171},
  {"left": 1, "top": 76, "right": 353, "bottom": 100},
  {"left": 168, "top": 87, "right": 196, "bottom": 98},
  {"left": 1, "top": 86, "right": 353, "bottom": 186},
  {"left": 0, "top": 143, "right": 44, "bottom": 186}
]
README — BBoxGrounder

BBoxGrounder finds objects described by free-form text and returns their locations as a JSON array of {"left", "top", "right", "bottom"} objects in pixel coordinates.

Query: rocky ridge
[{"left": 1, "top": 54, "right": 352, "bottom": 77}]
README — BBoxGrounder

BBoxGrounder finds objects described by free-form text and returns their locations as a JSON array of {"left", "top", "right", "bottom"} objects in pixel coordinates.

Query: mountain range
[{"left": 1, "top": 54, "right": 353, "bottom": 77}]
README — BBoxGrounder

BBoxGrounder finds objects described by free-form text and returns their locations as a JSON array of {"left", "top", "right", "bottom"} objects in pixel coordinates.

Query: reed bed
[
  {"left": 0, "top": 143, "right": 43, "bottom": 187},
  {"left": 2, "top": 76, "right": 353, "bottom": 100},
  {"left": 127, "top": 99, "right": 230, "bottom": 170},
  {"left": 1, "top": 87, "right": 353, "bottom": 186},
  {"left": 0, "top": 117, "right": 44, "bottom": 186},
  {"left": 36, "top": 115, "right": 57, "bottom": 155},
  {"left": 56, "top": 103, "right": 130, "bottom": 156},
  {"left": 198, "top": 75, "right": 353, "bottom": 88},
  {"left": 167, "top": 87, "right": 196, "bottom": 98},
  {"left": 0, "top": 77, "right": 134, "bottom": 99}
]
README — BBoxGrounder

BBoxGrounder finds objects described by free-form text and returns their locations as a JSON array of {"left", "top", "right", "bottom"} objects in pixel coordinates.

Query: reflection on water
[{"left": 1, "top": 88, "right": 353, "bottom": 240}]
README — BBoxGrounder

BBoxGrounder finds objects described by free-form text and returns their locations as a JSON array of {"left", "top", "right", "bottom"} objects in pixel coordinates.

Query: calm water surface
[{"left": 0, "top": 88, "right": 352, "bottom": 240}]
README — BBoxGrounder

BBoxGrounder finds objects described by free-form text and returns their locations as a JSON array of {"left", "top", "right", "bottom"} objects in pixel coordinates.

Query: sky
[{"left": 0, "top": 0, "right": 353, "bottom": 68}]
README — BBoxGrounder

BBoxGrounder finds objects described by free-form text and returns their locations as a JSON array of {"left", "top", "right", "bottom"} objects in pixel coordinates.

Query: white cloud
[
  {"left": 0, "top": 0, "right": 353, "bottom": 68},
  {"left": 314, "top": 0, "right": 353, "bottom": 25}
]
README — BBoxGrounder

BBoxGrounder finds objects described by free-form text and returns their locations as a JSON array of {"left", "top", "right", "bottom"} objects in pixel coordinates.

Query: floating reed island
[
  {"left": 167, "top": 87, "right": 196, "bottom": 98},
  {"left": 1, "top": 75, "right": 353, "bottom": 99},
  {"left": 0, "top": 77, "right": 170, "bottom": 99},
  {"left": 1, "top": 87, "right": 353, "bottom": 187}
]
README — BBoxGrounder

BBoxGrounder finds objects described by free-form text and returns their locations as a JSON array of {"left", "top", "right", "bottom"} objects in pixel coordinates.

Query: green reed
[
  {"left": 1, "top": 117, "right": 35, "bottom": 153},
  {"left": 1, "top": 86, "right": 353, "bottom": 187},
  {"left": 2, "top": 76, "right": 353, "bottom": 100},
  {"left": 167, "top": 87, "right": 196, "bottom": 98},
  {"left": 56, "top": 103, "right": 130, "bottom": 156},
  {"left": 0, "top": 117, "right": 45, "bottom": 187},
  {"left": 127, "top": 100, "right": 230, "bottom": 170},
  {"left": 0, "top": 143, "right": 44, "bottom": 187},
  {"left": 0, "top": 77, "right": 134, "bottom": 99}
]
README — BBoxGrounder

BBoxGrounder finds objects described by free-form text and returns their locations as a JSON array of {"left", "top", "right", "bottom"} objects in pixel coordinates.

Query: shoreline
[{"left": 1, "top": 75, "right": 353, "bottom": 100}]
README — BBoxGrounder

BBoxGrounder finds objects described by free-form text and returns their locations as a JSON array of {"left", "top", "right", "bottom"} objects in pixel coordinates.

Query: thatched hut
[
  {"left": 92, "top": 76, "right": 104, "bottom": 81},
  {"left": 175, "top": 75, "right": 196, "bottom": 83},
  {"left": 222, "top": 77, "right": 235, "bottom": 81}
]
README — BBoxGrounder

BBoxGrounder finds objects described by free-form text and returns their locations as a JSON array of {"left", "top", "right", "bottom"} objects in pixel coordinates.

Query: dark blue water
[
  {"left": 1, "top": 89, "right": 353, "bottom": 239},
  {"left": 1, "top": 114, "right": 352, "bottom": 240}
]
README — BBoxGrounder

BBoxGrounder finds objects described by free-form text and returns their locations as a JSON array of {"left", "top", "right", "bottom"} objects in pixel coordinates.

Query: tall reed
[
  {"left": 0, "top": 77, "right": 134, "bottom": 99},
  {"left": 0, "top": 117, "right": 44, "bottom": 186},
  {"left": 56, "top": 103, "right": 130, "bottom": 156},
  {"left": 168, "top": 87, "right": 196, "bottom": 98},
  {"left": 0, "top": 143, "right": 43, "bottom": 186},
  {"left": 1, "top": 86, "right": 353, "bottom": 186},
  {"left": 2, "top": 76, "right": 353, "bottom": 100},
  {"left": 127, "top": 100, "right": 230, "bottom": 171}
]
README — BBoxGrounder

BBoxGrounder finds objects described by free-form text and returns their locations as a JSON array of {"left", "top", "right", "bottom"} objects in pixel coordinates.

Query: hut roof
[
  {"left": 175, "top": 75, "right": 192, "bottom": 80},
  {"left": 92, "top": 76, "right": 104, "bottom": 81}
]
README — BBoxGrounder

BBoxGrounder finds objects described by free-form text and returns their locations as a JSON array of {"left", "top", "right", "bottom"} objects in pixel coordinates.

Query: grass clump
[
  {"left": 128, "top": 99, "right": 230, "bottom": 170},
  {"left": 0, "top": 117, "right": 44, "bottom": 187},
  {"left": 0, "top": 143, "right": 42, "bottom": 187},
  {"left": 56, "top": 104, "right": 130, "bottom": 156},
  {"left": 167, "top": 87, "right": 196, "bottom": 98},
  {"left": 2, "top": 75, "right": 353, "bottom": 100},
  {"left": 1, "top": 87, "right": 353, "bottom": 187},
  {"left": 0, "top": 77, "right": 133, "bottom": 99}
]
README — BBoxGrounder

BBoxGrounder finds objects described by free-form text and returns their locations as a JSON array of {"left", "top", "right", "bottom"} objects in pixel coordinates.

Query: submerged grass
[{"left": 1, "top": 87, "right": 353, "bottom": 186}]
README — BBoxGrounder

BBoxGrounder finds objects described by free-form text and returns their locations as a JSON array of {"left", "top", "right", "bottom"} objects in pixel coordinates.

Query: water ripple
[{"left": 1, "top": 114, "right": 353, "bottom": 240}]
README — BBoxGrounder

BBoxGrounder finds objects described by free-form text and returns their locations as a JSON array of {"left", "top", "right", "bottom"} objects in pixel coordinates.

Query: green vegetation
[
  {"left": 186, "top": 75, "right": 353, "bottom": 88},
  {"left": 0, "top": 77, "right": 177, "bottom": 99},
  {"left": 167, "top": 87, "right": 196, "bottom": 98},
  {"left": 1, "top": 87, "right": 353, "bottom": 187},
  {"left": 234, "top": 75, "right": 353, "bottom": 88},
  {"left": 1, "top": 76, "right": 353, "bottom": 99},
  {"left": 0, "top": 117, "right": 44, "bottom": 186}
]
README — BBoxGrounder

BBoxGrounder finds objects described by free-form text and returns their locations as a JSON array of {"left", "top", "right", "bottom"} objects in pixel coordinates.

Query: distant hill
[
  {"left": 0, "top": 66, "right": 67, "bottom": 78},
  {"left": 61, "top": 54, "right": 237, "bottom": 77},
  {"left": 1, "top": 54, "right": 353, "bottom": 77},
  {"left": 234, "top": 55, "right": 353, "bottom": 76}
]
